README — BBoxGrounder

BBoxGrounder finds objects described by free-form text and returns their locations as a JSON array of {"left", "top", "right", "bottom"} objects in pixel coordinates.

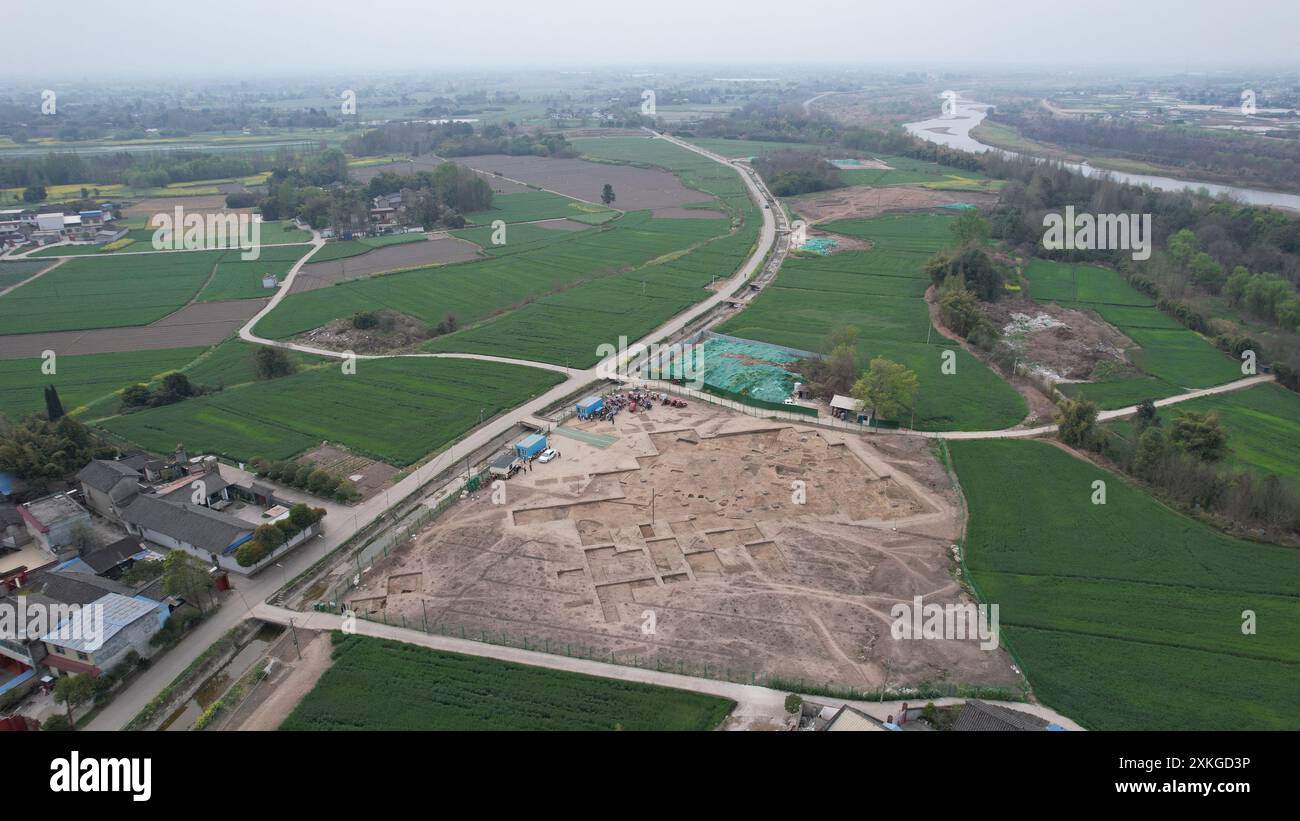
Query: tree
[
  {"left": 161, "top": 551, "right": 215, "bottom": 614},
  {"left": 1168, "top": 229, "right": 1199, "bottom": 266},
  {"left": 53, "top": 674, "right": 95, "bottom": 728},
  {"left": 288, "top": 503, "right": 325, "bottom": 529},
  {"left": 1169, "top": 410, "right": 1228, "bottom": 462},
  {"left": 44, "top": 385, "right": 65, "bottom": 421},
  {"left": 1189, "top": 252, "right": 1225, "bottom": 292},
  {"left": 1133, "top": 427, "right": 1167, "bottom": 479},
  {"left": 253, "top": 346, "right": 296, "bottom": 380},
  {"left": 22, "top": 185, "right": 47, "bottom": 203},
  {"left": 851, "top": 358, "right": 919, "bottom": 424},
  {"left": 120, "top": 383, "right": 152, "bottom": 408},
  {"left": 822, "top": 325, "right": 860, "bottom": 355},
  {"left": 951, "top": 209, "right": 990, "bottom": 247},
  {"left": 292, "top": 464, "right": 314, "bottom": 487},
  {"left": 157, "top": 372, "right": 194, "bottom": 403},
  {"left": 1134, "top": 398, "right": 1160, "bottom": 431},
  {"left": 1055, "top": 397, "right": 1099, "bottom": 449},
  {"left": 0, "top": 415, "right": 98, "bottom": 492},
  {"left": 938, "top": 286, "right": 982, "bottom": 338},
  {"left": 601, "top": 184, "right": 616, "bottom": 206}
]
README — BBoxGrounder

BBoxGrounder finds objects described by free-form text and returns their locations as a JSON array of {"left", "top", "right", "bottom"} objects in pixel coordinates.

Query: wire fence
[
  {"left": 644, "top": 380, "right": 905, "bottom": 436},
  {"left": 340, "top": 609, "right": 1020, "bottom": 703},
  {"left": 315, "top": 480, "right": 474, "bottom": 610}
]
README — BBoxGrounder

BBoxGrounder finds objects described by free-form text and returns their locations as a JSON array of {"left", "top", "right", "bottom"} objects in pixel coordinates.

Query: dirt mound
[
  {"left": 982, "top": 297, "right": 1134, "bottom": 381},
  {"left": 296, "top": 309, "right": 435, "bottom": 355}
]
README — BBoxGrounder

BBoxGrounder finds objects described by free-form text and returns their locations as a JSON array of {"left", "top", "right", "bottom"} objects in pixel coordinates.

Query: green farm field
[
  {"left": 464, "top": 190, "right": 615, "bottom": 225},
  {"left": 255, "top": 210, "right": 730, "bottom": 343},
  {"left": 950, "top": 439, "right": 1300, "bottom": 730},
  {"left": 0, "top": 243, "right": 313, "bottom": 334},
  {"left": 1025, "top": 259, "right": 1242, "bottom": 407},
  {"left": 28, "top": 221, "right": 310, "bottom": 257},
  {"left": 308, "top": 232, "right": 426, "bottom": 263},
  {"left": 0, "top": 347, "right": 205, "bottom": 419},
  {"left": 0, "top": 260, "right": 51, "bottom": 290},
  {"left": 258, "top": 138, "right": 760, "bottom": 367},
  {"left": 0, "top": 251, "right": 228, "bottom": 334},
  {"left": 836, "top": 155, "right": 992, "bottom": 190},
  {"left": 280, "top": 633, "right": 735, "bottom": 731},
  {"left": 717, "top": 213, "right": 1026, "bottom": 430},
  {"left": 98, "top": 356, "right": 563, "bottom": 466},
  {"left": 683, "top": 136, "right": 826, "bottom": 158}
]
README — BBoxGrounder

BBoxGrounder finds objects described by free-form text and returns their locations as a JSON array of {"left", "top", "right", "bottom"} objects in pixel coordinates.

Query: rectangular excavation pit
[
  {"left": 647, "top": 537, "right": 687, "bottom": 573},
  {"left": 685, "top": 550, "right": 724, "bottom": 580},
  {"left": 745, "top": 540, "right": 788, "bottom": 575},
  {"left": 387, "top": 572, "right": 423, "bottom": 594}
]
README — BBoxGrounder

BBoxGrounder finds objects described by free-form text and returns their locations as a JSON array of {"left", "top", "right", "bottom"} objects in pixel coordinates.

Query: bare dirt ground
[
  {"left": 225, "top": 629, "right": 332, "bottom": 732},
  {"left": 451, "top": 154, "right": 719, "bottom": 217},
  {"left": 788, "top": 185, "right": 998, "bottom": 224},
  {"left": 350, "top": 157, "right": 535, "bottom": 196},
  {"left": 120, "top": 196, "right": 252, "bottom": 224},
  {"left": 298, "top": 443, "right": 397, "bottom": 500},
  {"left": 0, "top": 298, "right": 267, "bottom": 359},
  {"left": 295, "top": 308, "right": 434, "bottom": 355},
  {"left": 982, "top": 296, "right": 1134, "bottom": 382},
  {"left": 290, "top": 237, "right": 481, "bottom": 293},
  {"left": 345, "top": 400, "right": 1020, "bottom": 693},
  {"left": 533, "top": 218, "right": 591, "bottom": 231}
]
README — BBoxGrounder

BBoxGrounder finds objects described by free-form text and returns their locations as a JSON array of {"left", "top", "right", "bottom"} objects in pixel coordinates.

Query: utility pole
[{"left": 287, "top": 617, "right": 302, "bottom": 660}]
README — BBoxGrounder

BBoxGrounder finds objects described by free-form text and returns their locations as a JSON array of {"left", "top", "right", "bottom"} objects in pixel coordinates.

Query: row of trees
[
  {"left": 989, "top": 109, "right": 1300, "bottom": 193},
  {"left": 345, "top": 120, "right": 576, "bottom": 160},
  {"left": 251, "top": 458, "right": 361, "bottom": 504},
  {"left": 233, "top": 503, "right": 326, "bottom": 567},
  {"left": 1056, "top": 397, "right": 1299, "bottom": 536}
]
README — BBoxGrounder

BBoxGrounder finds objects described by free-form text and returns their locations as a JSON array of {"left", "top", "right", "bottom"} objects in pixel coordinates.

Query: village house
[
  {"left": 40, "top": 592, "right": 168, "bottom": 678},
  {"left": 77, "top": 459, "right": 145, "bottom": 520},
  {"left": 18, "top": 495, "right": 91, "bottom": 556}
]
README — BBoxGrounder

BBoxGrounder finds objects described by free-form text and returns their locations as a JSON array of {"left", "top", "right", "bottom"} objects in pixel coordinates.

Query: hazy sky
[{"left": 16, "top": 0, "right": 1300, "bottom": 77}]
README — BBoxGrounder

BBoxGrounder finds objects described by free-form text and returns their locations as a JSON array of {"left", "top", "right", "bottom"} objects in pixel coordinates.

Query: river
[{"left": 904, "top": 101, "right": 1300, "bottom": 212}]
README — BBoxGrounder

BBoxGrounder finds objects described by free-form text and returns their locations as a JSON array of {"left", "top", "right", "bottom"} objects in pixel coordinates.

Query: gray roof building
[
  {"left": 952, "top": 700, "right": 1052, "bottom": 732},
  {"left": 119, "top": 495, "right": 253, "bottom": 556}
]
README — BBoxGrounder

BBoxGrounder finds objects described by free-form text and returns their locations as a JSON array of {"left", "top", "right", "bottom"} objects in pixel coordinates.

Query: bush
[
  {"left": 352, "top": 310, "right": 380, "bottom": 330},
  {"left": 253, "top": 347, "right": 297, "bottom": 380},
  {"left": 333, "top": 479, "right": 362, "bottom": 503},
  {"left": 43, "top": 714, "right": 72, "bottom": 732},
  {"left": 292, "top": 464, "right": 314, "bottom": 487},
  {"left": 784, "top": 693, "right": 802, "bottom": 714}
]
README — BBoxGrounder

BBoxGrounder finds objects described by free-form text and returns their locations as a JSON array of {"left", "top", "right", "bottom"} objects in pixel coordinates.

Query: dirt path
[
  {"left": 0, "top": 256, "right": 64, "bottom": 297},
  {"left": 230, "top": 631, "right": 334, "bottom": 731},
  {"left": 924, "top": 286, "right": 1057, "bottom": 424}
]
